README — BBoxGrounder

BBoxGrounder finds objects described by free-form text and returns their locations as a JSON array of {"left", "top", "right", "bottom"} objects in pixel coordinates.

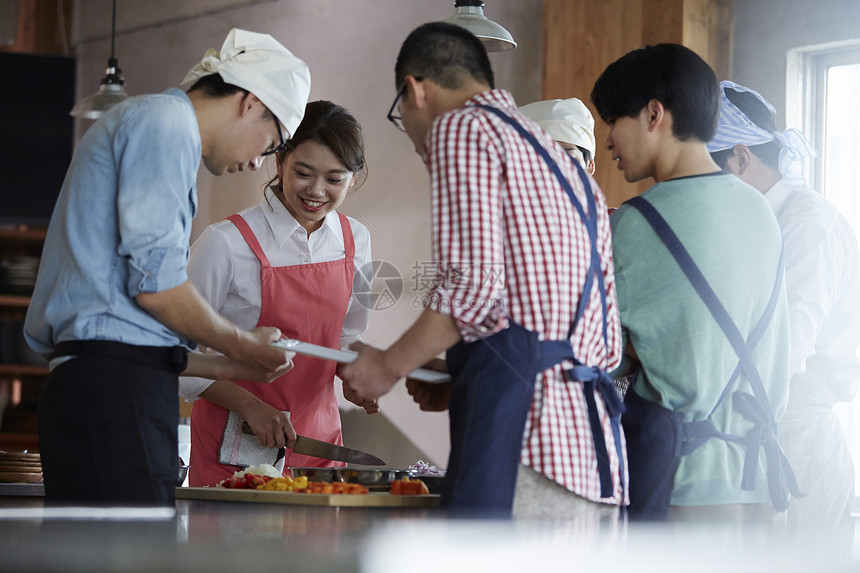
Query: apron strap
[
  {"left": 336, "top": 212, "right": 356, "bottom": 260},
  {"left": 625, "top": 196, "right": 802, "bottom": 510},
  {"left": 477, "top": 103, "right": 622, "bottom": 501},
  {"left": 570, "top": 365, "right": 626, "bottom": 498},
  {"left": 539, "top": 339, "right": 626, "bottom": 499},
  {"left": 475, "top": 104, "right": 609, "bottom": 353},
  {"left": 227, "top": 214, "right": 272, "bottom": 270}
]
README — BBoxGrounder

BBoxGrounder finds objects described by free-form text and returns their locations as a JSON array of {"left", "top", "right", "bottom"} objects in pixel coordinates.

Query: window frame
[
  {"left": 787, "top": 40, "right": 860, "bottom": 507},
  {"left": 788, "top": 41, "right": 860, "bottom": 194}
]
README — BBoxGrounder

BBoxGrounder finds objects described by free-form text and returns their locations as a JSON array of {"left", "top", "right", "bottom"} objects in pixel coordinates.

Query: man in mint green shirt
[{"left": 591, "top": 44, "right": 794, "bottom": 522}]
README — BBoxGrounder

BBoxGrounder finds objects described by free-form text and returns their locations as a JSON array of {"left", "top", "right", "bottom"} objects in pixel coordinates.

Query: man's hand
[
  {"left": 338, "top": 308, "right": 461, "bottom": 403},
  {"left": 230, "top": 353, "right": 294, "bottom": 383},
  {"left": 235, "top": 327, "right": 293, "bottom": 373},
  {"left": 342, "top": 381, "right": 380, "bottom": 414},
  {"left": 137, "top": 281, "right": 292, "bottom": 377},
  {"left": 338, "top": 344, "right": 401, "bottom": 403},
  {"left": 405, "top": 356, "right": 450, "bottom": 411},
  {"left": 406, "top": 380, "right": 451, "bottom": 412}
]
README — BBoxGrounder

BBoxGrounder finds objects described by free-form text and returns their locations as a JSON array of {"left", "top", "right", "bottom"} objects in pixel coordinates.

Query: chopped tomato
[
  {"left": 244, "top": 474, "right": 271, "bottom": 488},
  {"left": 389, "top": 478, "right": 429, "bottom": 495},
  {"left": 220, "top": 475, "right": 248, "bottom": 489}
]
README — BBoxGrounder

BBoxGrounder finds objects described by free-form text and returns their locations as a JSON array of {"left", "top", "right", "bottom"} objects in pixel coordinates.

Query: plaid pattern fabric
[{"left": 424, "top": 90, "right": 626, "bottom": 504}]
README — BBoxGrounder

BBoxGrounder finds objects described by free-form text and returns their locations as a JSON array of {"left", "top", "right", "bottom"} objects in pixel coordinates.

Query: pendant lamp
[
  {"left": 70, "top": 0, "right": 128, "bottom": 119},
  {"left": 443, "top": 0, "right": 516, "bottom": 52}
]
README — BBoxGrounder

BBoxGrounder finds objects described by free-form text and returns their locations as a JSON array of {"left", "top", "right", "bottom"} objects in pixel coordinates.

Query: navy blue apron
[
  {"left": 440, "top": 106, "right": 624, "bottom": 516},
  {"left": 623, "top": 196, "right": 803, "bottom": 520}
]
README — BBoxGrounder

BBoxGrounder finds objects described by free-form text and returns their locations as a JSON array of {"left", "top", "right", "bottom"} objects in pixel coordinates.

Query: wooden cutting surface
[{"left": 176, "top": 486, "right": 440, "bottom": 507}]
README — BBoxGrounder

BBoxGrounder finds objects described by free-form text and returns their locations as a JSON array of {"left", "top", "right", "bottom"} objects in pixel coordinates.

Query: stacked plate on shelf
[
  {"left": 1, "top": 256, "right": 39, "bottom": 296},
  {"left": 0, "top": 450, "right": 42, "bottom": 483}
]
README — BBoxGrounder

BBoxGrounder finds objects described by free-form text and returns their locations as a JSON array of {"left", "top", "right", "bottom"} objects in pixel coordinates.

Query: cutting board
[{"left": 175, "top": 486, "right": 440, "bottom": 507}]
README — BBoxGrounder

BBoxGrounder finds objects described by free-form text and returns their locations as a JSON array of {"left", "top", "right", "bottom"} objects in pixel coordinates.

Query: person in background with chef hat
[
  {"left": 519, "top": 97, "right": 640, "bottom": 404},
  {"left": 519, "top": 97, "right": 597, "bottom": 174},
  {"left": 340, "top": 22, "right": 626, "bottom": 521},
  {"left": 709, "top": 82, "right": 860, "bottom": 536},
  {"left": 179, "top": 100, "right": 378, "bottom": 487},
  {"left": 24, "top": 28, "right": 309, "bottom": 506}
]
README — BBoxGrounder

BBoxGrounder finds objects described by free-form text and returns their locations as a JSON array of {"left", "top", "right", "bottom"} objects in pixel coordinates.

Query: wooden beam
[
  {"left": 0, "top": 0, "right": 74, "bottom": 56},
  {"left": 542, "top": 0, "right": 732, "bottom": 207}
]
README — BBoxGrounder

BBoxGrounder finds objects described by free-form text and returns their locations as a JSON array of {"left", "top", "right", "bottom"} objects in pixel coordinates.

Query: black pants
[
  {"left": 622, "top": 389, "right": 682, "bottom": 521},
  {"left": 38, "top": 342, "right": 181, "bottom": 506}
]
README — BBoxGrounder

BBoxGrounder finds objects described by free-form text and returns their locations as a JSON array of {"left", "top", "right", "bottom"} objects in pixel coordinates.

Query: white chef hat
[
  {"left": 182, "top": 28, "right": 311, "bottom": 141},
  {"left": 519, "top": 98, "right": 596, "bottom": 155}
]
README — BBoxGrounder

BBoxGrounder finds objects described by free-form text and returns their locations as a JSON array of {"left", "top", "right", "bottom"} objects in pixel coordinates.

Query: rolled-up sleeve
[{"left": 114, "top": 99, "right": 198, "bottom": 297}]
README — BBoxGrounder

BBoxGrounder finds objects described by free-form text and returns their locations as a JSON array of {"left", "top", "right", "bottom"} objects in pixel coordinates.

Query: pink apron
[{"left": 189, "top": 212, "right": 355, "bottom": 486}]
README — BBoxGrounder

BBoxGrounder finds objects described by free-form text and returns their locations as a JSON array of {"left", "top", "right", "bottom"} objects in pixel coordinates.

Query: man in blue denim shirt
[{"left": 24, "top": 29, "right": 309, "bottom": 506}]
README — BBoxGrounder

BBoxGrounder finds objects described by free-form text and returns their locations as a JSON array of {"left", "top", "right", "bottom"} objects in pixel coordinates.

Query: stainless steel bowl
[
  {"left": 339, "top": 468, "right": 413, "bottom": 489},
  {"left": 177, "top": 457, "right": 190, "bottom": 487},
  {"left": 289, "top": 467, "right": 413, "bottom": 490},
  {"left": 288, "top": 467, "right": 340, "bottom": 483}
]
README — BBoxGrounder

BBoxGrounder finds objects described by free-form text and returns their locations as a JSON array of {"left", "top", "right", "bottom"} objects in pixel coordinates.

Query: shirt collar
[
  {"left": 762, "top": 178, "right": 794, "bottom": 214},
  {"left": 260, "top": 186, "right": 342, "bottom": 247},
  {"left": 464, "top": 89, "right": 518, "bottom": 112}
]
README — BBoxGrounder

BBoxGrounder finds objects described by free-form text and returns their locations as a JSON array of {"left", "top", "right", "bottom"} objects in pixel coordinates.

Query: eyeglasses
[
  {"left": 262, "top": 114, "right": 288, "bottom": 157},
  {"left": 386, "top": 77, "right": 422, "bottom": 133},
  {"left": 387, "top": 83, "right": 407, "bottom": 132}
]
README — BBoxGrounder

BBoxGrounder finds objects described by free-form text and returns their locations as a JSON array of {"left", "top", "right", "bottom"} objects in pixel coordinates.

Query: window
[{"left": 788, "top": 41, "right": 860, "bottom": 496}]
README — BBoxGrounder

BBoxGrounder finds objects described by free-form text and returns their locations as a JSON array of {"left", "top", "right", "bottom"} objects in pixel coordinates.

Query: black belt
[{"left": 54, "top": 340, "right": 188, "bottom": 374}]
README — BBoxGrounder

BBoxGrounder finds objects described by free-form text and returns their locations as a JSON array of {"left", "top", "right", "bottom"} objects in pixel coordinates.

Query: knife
[
  {"left": 241, "top": 422, "right": 385, "bottom": 466},
  {"left": 273, "top": 338, "right": 451, "bottom": 384}
]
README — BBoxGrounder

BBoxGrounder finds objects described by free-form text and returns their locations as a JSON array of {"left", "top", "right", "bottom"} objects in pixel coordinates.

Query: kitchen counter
[
  {"left": 0, "top": 482, "right": 44, "bottom": 496},
  {"left": 1, "top": 493, "right": 858, "bottom": 572},
  {"left": 0, "top": 493, "right": 435, "bottom": 572}
]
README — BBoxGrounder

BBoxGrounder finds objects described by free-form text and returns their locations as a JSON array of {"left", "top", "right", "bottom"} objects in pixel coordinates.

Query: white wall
[
  {"left": 731, "top": 0, "right": 860, "bottom": 127},
  {"left": 72, "top": 0, "right": 543, "bottom": 467}
]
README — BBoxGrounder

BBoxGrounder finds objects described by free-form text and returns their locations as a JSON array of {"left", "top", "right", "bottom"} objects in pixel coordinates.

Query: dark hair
[
  {"left": 187, "top": 74, "right": 274, "bottom": 120},
  {"left": 577, "top": 146, "right": 593, "bottom": 165},
  {"left": 268, "top": 100, "right": 367, "bottom": 192},
  {"left": 590, "top": 43, "right": 719, "bottom": 142},
  {"left": 394, "top": 22, "right": 494, "bottom": 89},
  {"left": 710, "top": 87, "right": 781, "bottom": 171}
]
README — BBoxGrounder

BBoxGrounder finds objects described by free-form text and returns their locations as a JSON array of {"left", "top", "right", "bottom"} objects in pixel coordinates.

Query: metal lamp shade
[
  {"left": 69, "top": 71, "right": 128, "bottom": 120},
  {"left": 70, "top": 0, "right": 128, "bottom": 119},
  {"left": 443, "top": 1, "right": 516, "bottom": 52}
]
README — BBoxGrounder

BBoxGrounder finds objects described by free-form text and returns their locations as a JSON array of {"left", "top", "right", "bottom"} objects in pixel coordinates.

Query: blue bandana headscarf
[{"left": 708, "top": 80, "right": 817, "bottom": 189}]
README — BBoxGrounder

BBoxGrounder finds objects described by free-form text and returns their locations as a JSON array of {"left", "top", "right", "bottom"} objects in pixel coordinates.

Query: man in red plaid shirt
[{"left": 340, "top": 22, "right": 625, "bottom": 519}]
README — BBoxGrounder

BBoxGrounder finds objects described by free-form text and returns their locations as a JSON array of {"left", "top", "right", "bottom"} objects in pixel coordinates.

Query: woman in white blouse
[{"left": 180, "top": 101, "right": 375, "bottom": 486}]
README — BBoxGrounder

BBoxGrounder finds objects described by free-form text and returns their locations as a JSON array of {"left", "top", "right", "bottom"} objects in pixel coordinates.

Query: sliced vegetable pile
[
  {"left": 218, "top": 473, "right": 369, "bottom": 494},
  {"left": 216, "top": 464, "right": 431, "bottom": 495}
]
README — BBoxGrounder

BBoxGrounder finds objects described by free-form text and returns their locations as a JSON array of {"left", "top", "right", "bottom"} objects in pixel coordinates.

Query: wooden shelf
[
  {"left": 0, "top": 227, "right": 48, "bottom": 454},
  {"left": 0, "top": 226, "right": 48, "bottom": 243},
  {"left": 0, "top": 364, "right": 49, "bottom": 377},
  {"left": 0, "top": 295, "right": 31, "bottom": 308},
  {"left": 0, "top": 432, "right": 39, "bottom": 452}
]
